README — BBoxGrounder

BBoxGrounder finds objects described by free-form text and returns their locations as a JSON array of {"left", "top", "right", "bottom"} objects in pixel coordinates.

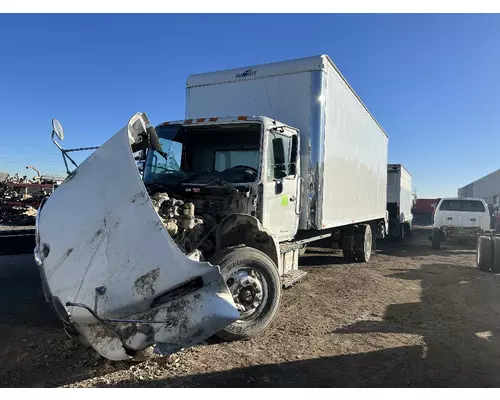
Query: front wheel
[{"left": 210, "top": 247, "right": 281, "bottom": 341}]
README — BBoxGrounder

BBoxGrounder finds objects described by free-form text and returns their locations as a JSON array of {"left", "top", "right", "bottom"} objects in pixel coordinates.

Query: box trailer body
[
  {"left": 387, "top": 164, "right": 413, "bottom": 238},
  {"left": 186, "top": 55, "right": 388, "bottom": 233}
]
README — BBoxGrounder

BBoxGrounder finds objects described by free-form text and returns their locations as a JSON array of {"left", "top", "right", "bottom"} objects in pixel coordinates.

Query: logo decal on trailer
[{"left": 236, "top": 69, "right": 257, "bottom": 78}]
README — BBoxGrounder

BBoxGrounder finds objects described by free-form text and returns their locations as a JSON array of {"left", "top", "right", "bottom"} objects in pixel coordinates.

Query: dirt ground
[{"left": 1, "top": 227, "right": 500, "bottom": 388}]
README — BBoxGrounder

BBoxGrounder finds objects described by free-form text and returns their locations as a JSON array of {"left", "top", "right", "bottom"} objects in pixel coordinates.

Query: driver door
[{"left": 261, "top": 126, "right": 300, "bottom": 242}]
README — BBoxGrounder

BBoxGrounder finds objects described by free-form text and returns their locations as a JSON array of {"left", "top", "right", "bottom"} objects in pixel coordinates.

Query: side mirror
[{"left": 52, "top": 119, "right": 64, "bottom": 141}]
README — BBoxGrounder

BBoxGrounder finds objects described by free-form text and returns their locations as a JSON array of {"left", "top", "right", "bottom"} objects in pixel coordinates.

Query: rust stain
[{"left": 133, "top": 268, "right": 160, "bottom": 297}]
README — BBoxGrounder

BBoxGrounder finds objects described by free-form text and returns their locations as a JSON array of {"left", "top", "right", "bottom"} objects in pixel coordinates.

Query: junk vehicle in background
[
  {"left": 431, "top": 197, "right": 491, "bottom": 250},
  {"left": 0, "top": 168, "right": 64, "bottom": 225},
  {"left": 412, "top": 198, "right": 439, "bottom": 226},
  {"left": 36, "top": 54, "right": 389, "bottom": 361},
  {"left": 386, "top": 164, "right": 413, "bottom": 240}
]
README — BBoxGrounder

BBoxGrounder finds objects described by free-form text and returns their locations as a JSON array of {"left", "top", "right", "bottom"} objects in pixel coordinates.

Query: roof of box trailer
[
  {"left": 186, "top": 54, "right": 389, "bottom": 139},
  {"left": 186, "top": 55, "right": 326, "bottom": 88},
  {"left": 388, "top": 164, "right": 412, "bottom": 176}
]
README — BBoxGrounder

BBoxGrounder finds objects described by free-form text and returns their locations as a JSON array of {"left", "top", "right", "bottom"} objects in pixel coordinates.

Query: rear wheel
[
  {"left": 342, "top": 236, "right": 355, "bottom": 261},
  {"left": 398, "top": 223, "right": 405, "bottom": 241},
  {"left": 477, "top": 236, "right": 493, "bottom": 272},
  {"left": 405, "top": 222, "right": 412, "bottom": 236},
  {"left": 355, "top": 224, "right": 372, "bottom": 263},
  {"left": 431, "top": 229, "right": 441, "bottom": 250},
  {"left": 491, "top": 237, "right": 500, "bottom": 273},
  {"left": 210, "top": 247, "right": 281, "bottom": 341}
]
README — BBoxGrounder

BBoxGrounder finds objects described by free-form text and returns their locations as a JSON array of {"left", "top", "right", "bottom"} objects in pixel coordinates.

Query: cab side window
[{"left": 267, "top": 132, "right": 298, "bottom": 180}]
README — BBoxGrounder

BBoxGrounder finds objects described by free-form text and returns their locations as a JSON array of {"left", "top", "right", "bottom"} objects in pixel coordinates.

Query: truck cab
[{"left": 143, "top": 116, "right": 301, "bottom": 246}]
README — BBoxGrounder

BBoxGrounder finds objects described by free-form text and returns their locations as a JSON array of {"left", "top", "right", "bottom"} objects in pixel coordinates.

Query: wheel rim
[
  {"left": 226, "top": 267, "right": 268, "bottom": 321},
  {"left": 364, "top": 227, "right": 372, "bottom": 260},
  {"left": 477, "top": 240, "right": 481, "bottom": 265}
]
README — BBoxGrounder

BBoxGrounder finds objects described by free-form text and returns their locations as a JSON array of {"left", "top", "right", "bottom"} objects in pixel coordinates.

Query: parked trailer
[
  {"left": 36, "top": 55, "right": 389, "bottom": 361},
  {"left": 412, "top": 198, "right": 438, "bottom": 226},
  {"left": 386, "top": 164, "right": 413, "bottom": 240}
]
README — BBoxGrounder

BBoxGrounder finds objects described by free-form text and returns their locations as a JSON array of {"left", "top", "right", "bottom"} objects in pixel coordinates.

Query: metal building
[{"left": 458, "top": 168, "right": 500, "bottom": 206}]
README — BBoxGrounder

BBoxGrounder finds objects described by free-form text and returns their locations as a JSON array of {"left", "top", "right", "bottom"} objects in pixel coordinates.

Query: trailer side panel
[{"left": 319, "top": 63, "right": 388, "bottom": 229}]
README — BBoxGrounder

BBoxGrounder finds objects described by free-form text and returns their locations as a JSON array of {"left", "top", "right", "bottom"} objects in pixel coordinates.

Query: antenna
[{"left": 258, "top": 57, "right": 277, "bottom": 121}]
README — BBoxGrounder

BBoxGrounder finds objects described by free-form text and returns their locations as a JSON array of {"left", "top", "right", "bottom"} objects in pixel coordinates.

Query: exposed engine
[
  {"left": 148, "top": 184, "right": 256, "bottom": 259},
  {"left": 150, "top": 192, "right": 216, "bottom": 256}
]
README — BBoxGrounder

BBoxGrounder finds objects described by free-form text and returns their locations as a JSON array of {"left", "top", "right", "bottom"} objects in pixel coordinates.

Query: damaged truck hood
[{"left": 34, "top": 112, "right": 239, "bottom": 361}]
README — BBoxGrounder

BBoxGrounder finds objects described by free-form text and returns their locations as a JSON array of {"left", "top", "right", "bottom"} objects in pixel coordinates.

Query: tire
[
  {"left": 477, "top": 236, "right": 493, "bottom": 272},
  {"left": 405, "top": 222, "right": 412, "bottom": 237},
  {"left": 491, "top": 237, "right": 500, "bottom": 273},
  {"left": 355, "top": 224, "right": 372, "bottom": 263},
  {"left": 210, "top": 247, "right": 281, "bottom": 341},
  {"left": 431, "top": 229, "right": 441, "bottom": 250},
  {"left": 342, "top": 236, "right": 355, "bottom": 261},
  {"left": 398, "top": 223, "right": 405, "bottom": 242}
]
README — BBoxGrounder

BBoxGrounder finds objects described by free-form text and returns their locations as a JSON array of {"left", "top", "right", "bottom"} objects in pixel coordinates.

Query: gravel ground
[{"left": 1, "top": 227, "right": 500, "bottom": 388}]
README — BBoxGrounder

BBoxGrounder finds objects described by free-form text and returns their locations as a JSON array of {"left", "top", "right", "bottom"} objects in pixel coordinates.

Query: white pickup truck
[{"left": 431, "top": 197, "right": 490, "bottom": 249}]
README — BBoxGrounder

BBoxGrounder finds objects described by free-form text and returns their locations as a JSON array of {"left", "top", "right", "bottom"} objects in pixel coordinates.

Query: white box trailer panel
[
  {"left": 320, "top": 61, "right": 388, "bottom": 229},
  {"left": 186, "top": 55, "right": 388, "bottom": 231},
  {"left": 400, "top": 165, "right": 413, "bottom": 223},
  {"left": 387, "top": 164, "right": 413, "bottom": 224}
]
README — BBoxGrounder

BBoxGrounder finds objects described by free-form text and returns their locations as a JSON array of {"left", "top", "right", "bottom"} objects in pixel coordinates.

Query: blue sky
[{"left": 1, "top": 13, "right": 499, "bottom": 198}]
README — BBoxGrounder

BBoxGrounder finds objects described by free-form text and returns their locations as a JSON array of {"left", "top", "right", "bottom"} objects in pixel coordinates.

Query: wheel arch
[{"left": 215, "top": 214, "right": 281, "bottom": 272}]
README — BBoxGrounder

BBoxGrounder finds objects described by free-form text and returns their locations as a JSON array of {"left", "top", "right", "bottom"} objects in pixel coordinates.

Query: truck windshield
[
  {"left": 439, "top": 199, "right": 486, "bottom": 212},
  {"left": 143, "top": 123, "right": 262, "bottom": 186}
]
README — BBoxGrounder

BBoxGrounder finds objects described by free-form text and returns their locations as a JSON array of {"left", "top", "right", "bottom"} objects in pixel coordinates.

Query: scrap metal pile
[{"left": 0, "top": 166, "right": 64, "bottom": 225}]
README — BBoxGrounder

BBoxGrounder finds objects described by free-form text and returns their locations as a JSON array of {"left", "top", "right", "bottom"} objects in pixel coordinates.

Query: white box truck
[
  {"left": 386, "top": 164, "right": 413, "bottom": 240},
  {"left": 35, "top": 55, "right": 389, "bottom": 361}
]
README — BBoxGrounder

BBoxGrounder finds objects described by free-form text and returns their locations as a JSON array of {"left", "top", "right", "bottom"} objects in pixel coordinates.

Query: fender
[{"left": 215, "top": 213, "right": 282, "bottom": 272}]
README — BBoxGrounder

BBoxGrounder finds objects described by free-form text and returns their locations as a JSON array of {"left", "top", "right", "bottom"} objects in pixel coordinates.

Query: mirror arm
[
  {"left": 51, "top": 131, "right": 63, "bottom": 151},
  {"left": 61, "top": 152, "right": 71, "bottom": 176},
  {"left": 65, "top": 146, "right": 99, "bottom": 152}
]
